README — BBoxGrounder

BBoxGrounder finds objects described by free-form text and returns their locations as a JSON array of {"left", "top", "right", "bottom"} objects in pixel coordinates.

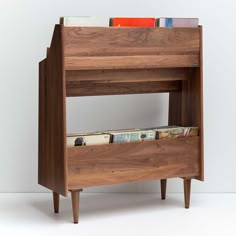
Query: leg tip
[
  {"left": 54, "top": 210, "right": 59, "bottom": 213},
  {"left": 161, "top": 197, "right": 166, "bottom": 200},
  {"left": 74, "top": 221, "right": 78, "bottom": 224}
]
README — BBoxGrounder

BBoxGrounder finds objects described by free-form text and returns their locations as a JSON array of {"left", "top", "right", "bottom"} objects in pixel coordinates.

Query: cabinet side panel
[
  {"left": 182, "top": 28, "right": 203, "bottom": 181},
  {"left": 38, "top": 59, "right": 47, "bottom": 186},
  {"left": 193, "top": 26, "right": 204, "bottom": 180},
  {"left": 200, "top": 26, "right": 204, "bottom": 180},
  {"left": 39, "top": 25, "right": 67, "bottom": 196},
  {"left": 191, "top": 67, "right": 203, "bottom": 181},
  {"left": 169, "top": 27, "right": 203, "bottom": 181},
  {"left": 169, "top": 70, "right": 202, "bottom": 181}
]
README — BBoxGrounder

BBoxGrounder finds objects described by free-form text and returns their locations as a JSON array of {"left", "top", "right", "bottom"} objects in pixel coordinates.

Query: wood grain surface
[
  {"left": 38, "top": 25, "right": 68, "bottom": 196},
  {"left": 66, "top": 68, "right": 188, "bottom": 83},
  {"left": 38, "top": 59, "right": 47, "bottom": 187},
  {"left": 67, "top": 137, "right": 200, "bottom": 189},
  {"left": 39, "top": 25, "right": 203, "bottom": 200},
  {"left": 64, "top": 55, "right": 199, "bottom": 70},
  {"left": 66, "top": 80, "right": 181, "bottom": 96},
  {"left": 63, "top": 27, "right": 200, "bottom": 57},
  {"left": 168, "top": 27, "right": 203, "bottom": 181},
  {"left": 63, "top": 27, "right": 200, "bottom": 70}
]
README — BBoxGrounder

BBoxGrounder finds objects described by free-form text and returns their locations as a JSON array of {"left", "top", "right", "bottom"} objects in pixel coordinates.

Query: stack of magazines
[{"left": 67, "top": 126, "right": 199, "bottom": 147}]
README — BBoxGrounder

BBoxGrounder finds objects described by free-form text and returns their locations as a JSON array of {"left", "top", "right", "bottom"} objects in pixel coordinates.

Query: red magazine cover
[{"left": 110, "top": 17, "right": 155, "bottom": 27}]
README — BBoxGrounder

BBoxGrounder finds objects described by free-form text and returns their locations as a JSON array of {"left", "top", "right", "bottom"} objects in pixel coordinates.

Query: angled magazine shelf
[{"left": 39, "top": 24, "right": 204, "bottom": 223}]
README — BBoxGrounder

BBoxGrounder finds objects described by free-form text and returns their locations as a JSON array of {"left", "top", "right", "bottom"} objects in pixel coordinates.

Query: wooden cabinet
[{"left": 39, "top": 25, "right": 204, "bottom": 223}]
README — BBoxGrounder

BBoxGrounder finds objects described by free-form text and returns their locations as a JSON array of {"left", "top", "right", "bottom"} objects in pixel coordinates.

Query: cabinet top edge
[{"left": 58, "top": 24, "right": 201, "bottom": 30}]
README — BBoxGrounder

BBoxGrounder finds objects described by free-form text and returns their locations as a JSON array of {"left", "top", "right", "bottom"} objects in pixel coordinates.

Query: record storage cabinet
[{"left": 38, "top": 24, "right": 204, "bottom": 223}]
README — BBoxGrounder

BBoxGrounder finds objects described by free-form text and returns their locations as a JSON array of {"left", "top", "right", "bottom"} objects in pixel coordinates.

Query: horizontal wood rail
[
  {"left": 65, "top": 55, "right": 199, "bottom": 70},
  {"left": 65, "top": 68, "right": 190, "bottom": 83},
  {"left": 66, "top": 80, "right": 182, "bottom": 96}
]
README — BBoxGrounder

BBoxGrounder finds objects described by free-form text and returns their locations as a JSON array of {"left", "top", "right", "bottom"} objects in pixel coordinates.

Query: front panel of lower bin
[{"left": 67, "top": 136, "right": 200, "bottom": 189}]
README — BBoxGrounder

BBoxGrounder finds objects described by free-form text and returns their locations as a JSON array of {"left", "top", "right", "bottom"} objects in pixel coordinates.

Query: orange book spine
[{"left": 110, "top": 17, "right": 155, "bottom": 27}]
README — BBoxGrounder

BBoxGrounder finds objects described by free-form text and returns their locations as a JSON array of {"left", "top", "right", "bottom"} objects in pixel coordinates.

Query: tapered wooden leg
[
  {"left": 160, "top": 179, "right": 167, "bottom": 200},
  {"left": 70, "top": 190, "right": 81, "bottom": 224},
  {"left": 184, "top": 178, "right": 191, "bottom": 209},
  {"left": 53, "top": 192, "right": 59, "bottom": 213}
]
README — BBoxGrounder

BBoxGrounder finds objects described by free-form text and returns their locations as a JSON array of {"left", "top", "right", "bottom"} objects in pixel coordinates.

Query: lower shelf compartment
[{"left": 67, "top": 136, "right": 200, "bottom": 189}]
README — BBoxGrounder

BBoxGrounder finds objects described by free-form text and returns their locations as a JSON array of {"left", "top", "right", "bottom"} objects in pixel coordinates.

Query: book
[
  {"left": 60, "top": 16, "right": 110, "bottom": 27},
  {"left": 156, "top": 18, "right": 198, "bottom": 27},
  {"left": 184, "top": 127, "right": 199, "bottom": 137},
  {"left": 110, "top": 17, "right": 156, "bottom": 27},
  {"left": 155, "top": 126, "right": 185, "bottom": 139},
  {"left": 104, "top": 128, "right": 138, "bottom": 133},
  {"left": 67, "top": 133, "right": 111, "bottom": 146},
  {"left": 140, "top": 125, "right": 178, "bottom": 130},
  {"left": 66, "top": 126, "right": 199, "bottom": 146},
  {"left": 110, "top": 130, "right": 156, "bottom": 143}
]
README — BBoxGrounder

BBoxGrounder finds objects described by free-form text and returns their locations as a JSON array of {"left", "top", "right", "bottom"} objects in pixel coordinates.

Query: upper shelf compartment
[{"left": 63, "top": 26, "right": 200, "bottom": 70}]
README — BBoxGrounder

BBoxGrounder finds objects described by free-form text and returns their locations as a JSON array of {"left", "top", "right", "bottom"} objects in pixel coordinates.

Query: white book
[
  {"left": 105, "top": 128, "right": 138, "bottom": 133},
  {"left": 67, "top": 133, "right": 111, "bottom": 146},
  {"left": 158, "top": 18, "right": 198, "bottom": 27},
  {"left": 60, "top": 16, "right": 110, "bottom": 27}
]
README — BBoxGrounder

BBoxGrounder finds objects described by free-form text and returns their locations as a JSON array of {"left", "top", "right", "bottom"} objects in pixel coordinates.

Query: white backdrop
[{"left": 0, "top": 0, "right": 236, "bottom": 193}]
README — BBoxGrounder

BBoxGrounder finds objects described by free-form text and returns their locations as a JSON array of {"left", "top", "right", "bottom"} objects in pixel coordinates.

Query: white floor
[{"left": 0, "top": 193, "right": 236, "bottom": 236}]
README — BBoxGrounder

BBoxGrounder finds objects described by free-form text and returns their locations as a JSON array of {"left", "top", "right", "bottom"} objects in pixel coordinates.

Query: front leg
[
  {"left": 183, "top": 178, "right": 191, "bottom": 209},
  {"left": 160, "top": 179, "right": 167, "bottom": 200},
  {"left": 70, "top": 189, "right": 82, "bottom": 224},
  {"left": 53, "top": 191, "right": 59, "bottom": 213}
]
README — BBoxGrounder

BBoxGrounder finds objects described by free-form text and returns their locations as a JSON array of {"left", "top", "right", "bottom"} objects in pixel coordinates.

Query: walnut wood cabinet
[{"left": 39, "top": 24, "right": 204, "bottom": 223}]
